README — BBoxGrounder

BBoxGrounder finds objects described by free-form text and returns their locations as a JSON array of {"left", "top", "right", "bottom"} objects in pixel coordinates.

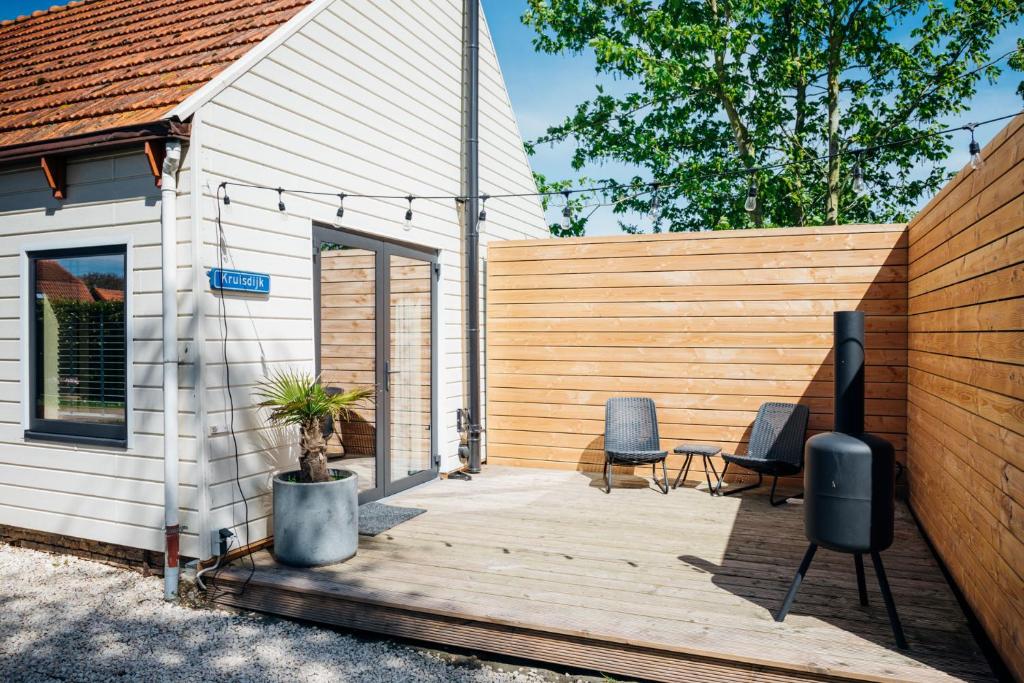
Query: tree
[
  {"left": 524, "top": 0, "right": 1023, "bottom": 233},
  {"left": 256, "top": 370, "right": 373, "bottom": 483}
]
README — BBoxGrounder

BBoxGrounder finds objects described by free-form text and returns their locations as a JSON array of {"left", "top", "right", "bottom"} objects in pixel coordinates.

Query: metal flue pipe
[
  {"left": 463, "top": 0, "right": 482, "bottom": 473},
  {"left": 833, "top": 311, "right": 865, "bottom": 434}
]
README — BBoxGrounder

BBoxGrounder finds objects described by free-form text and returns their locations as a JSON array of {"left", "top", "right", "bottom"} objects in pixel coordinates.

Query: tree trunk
[
  {"left": 825, "top": 70, "right": 840, "bottom": 224},
  {"left": 299, "top": 418, "right": 330, "bottom": 483},
  {"left": 825, "top": 23, "right": 842, "bottom": 224},
  {"left": 792, "top": 81, "right": 807, "bottom": 227}
]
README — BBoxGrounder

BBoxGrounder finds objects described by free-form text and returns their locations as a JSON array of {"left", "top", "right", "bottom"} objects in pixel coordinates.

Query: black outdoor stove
[{"left": 774, "top": 311, "right": 908, "bottom": 649}]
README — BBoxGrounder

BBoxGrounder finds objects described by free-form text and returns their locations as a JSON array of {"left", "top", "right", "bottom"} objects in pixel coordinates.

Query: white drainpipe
[{"left": 161, "top": 140, "right": 182, "bottom": 600}]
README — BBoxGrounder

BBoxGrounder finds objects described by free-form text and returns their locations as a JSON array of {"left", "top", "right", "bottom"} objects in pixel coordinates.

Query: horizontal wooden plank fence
[
  {"left": 906, "top": 113, "right": 1024, "bottom": 679},
  {"left": 486, "top": 224, "right": 908, "bottom": 483}
]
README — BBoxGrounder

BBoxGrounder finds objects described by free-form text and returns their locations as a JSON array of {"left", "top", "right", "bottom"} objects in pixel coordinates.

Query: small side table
[{"left": 672, "top": 444, "right": 723, "bottom": 496}]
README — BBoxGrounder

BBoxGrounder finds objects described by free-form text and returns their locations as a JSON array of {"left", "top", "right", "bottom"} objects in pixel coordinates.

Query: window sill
[{"left": 24, "top": 430, "right": 128, "bottom": 449}]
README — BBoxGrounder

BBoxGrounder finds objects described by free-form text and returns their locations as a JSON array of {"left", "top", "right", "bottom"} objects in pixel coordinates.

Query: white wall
[
  {"left": 0, "top": 148, "right": 202, "bottom": 557},
  {"left": 194, "top": 0, "right": 547, "bottom": 553}
]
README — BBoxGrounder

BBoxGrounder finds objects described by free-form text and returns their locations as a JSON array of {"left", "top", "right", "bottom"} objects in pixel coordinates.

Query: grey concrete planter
[{"left": 273, "top": 469, "right": 358, "bottom": 567}]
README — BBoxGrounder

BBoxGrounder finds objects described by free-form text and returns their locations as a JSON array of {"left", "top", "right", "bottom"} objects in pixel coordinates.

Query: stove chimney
[
  {"left": 775, "top": 310, "right": 907, "bottom": 649},
  {"left": 834, "top": 311, "right": 865, "bottom": 434}
]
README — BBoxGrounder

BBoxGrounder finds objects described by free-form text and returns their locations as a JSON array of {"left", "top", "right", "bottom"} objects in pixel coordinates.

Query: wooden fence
[
  {"left": 486, "top": 224, "right": 908, "bottom": 481},
  {"left": 906, "top": 113, "right": 1024, "bottom": 679},
  {"left": 485, "top": 113, "right": 1023, "bottom": 678}
]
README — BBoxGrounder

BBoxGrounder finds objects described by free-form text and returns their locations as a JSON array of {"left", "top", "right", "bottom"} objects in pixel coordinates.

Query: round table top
[{"left": 673, "top": 443, "right": 722, "bottom": 456}]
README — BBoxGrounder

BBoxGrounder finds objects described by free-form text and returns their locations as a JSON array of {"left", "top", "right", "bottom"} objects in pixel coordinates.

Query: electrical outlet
[{"left": 212, "top": 527, "right": 234, "bottom": 558}]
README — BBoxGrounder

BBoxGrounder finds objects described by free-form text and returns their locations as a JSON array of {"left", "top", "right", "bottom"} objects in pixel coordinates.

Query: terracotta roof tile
[{"left": 0, "top": 0, "right": 312, "bottom": 149}]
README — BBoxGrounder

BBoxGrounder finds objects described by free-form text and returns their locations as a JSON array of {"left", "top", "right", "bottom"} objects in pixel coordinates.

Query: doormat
[{"left": 358, "top": 502, "right": 426, "bottom": 536}]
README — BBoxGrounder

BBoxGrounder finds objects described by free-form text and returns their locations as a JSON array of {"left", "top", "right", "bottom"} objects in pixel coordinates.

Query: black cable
[
  {"left": 214, "top": 109, "right": 1021, "bottom": 205},
  {"left": 214, "top": 182, "right": 255, "bottom": 595}
]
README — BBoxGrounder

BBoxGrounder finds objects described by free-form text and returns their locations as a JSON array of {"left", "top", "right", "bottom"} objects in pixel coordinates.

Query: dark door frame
[{"left": 313, "top": 224, "right": 439, "bottom": 503}]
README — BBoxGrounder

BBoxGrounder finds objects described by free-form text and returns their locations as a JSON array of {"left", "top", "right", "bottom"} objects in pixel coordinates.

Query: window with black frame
[{"left": 27, "top": 246, "right": 128, "bottom": 446}]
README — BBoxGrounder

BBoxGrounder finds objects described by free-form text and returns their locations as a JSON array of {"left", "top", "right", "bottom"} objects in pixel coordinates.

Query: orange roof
[
  {"left": 0, "top": 0, "right": 312, "bottom": 150},
  {"left": 93, "top": 286, "right": 124, "bottom": 301},
  {"left": 35, "top": 259, "right": 94, "bottom": 302}
]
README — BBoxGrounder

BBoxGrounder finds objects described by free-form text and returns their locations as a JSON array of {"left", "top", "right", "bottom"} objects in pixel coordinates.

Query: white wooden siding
[
  {"left": 0, "top": 148, "right": 203, "bottom": 557},
  {"left": 196, "top": 0, "right": 546, "bottom": 551},
  {"left": 0, "top": 0, "right": 545, "bottom": 560}
]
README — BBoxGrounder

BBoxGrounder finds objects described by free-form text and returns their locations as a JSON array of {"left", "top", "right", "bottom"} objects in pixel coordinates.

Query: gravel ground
[{"left": 0, "top": 544, "right": 592, "bottom": 683}]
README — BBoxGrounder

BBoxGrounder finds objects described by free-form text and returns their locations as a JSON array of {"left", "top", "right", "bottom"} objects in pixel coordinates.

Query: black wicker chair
[
  {"left": 713, "top": 402, "right": 810, "bottom": 506},
  {"left": 603, "top": 397, "right": 669, "bottom": 494}
]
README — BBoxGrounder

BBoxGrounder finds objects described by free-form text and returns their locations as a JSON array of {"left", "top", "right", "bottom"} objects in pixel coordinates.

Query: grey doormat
[{"left": 358, "top": 502, "right": 426, "bottom": 536}]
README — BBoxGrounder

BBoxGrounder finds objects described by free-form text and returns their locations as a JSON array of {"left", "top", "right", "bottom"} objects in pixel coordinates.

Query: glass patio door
[
  {"left": 388, "top": 254, "right": 433, "bottom": 485},
  {"left": 314, "top": 226, "right": 437, "bottom": 502}
]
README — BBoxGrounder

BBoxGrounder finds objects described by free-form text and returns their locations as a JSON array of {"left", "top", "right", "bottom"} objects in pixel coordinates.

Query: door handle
[{"left": 384, "top": 361, "right": 399, "bottom": 392}]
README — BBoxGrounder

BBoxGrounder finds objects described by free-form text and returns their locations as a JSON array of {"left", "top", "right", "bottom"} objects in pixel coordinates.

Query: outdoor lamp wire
[{"left": 213, "top": 109, "right": 1020, "bottom": 220}]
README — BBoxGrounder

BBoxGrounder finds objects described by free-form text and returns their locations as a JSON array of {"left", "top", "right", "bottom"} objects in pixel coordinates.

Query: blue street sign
[{"left": 208, "top": 268, "right": 270, "bottom": 294}]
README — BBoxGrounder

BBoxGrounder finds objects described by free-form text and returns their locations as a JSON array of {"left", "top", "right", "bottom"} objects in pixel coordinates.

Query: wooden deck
[{"left": 212, "top": 467, "right": 994, "bottom": 683}]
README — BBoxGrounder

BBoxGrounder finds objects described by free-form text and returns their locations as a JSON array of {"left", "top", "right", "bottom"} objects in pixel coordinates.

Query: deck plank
[{"left": 212, "top": 467, "right": 994, "bottom": 683}]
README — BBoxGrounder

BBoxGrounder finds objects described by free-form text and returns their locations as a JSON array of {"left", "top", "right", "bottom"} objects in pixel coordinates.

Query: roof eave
[{"left": 0, "top": 119, "right": 190, "bottom": 165}]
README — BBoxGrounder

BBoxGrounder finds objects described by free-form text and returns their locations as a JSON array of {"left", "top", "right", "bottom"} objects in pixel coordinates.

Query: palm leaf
[{"left": 255, "top": 369, "right": 373, "bottom": 426}]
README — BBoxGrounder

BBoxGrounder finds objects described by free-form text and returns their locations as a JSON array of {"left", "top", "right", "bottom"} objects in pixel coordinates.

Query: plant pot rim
[{"left": 273, "top": 468, "right": 357, "bottom": 486}]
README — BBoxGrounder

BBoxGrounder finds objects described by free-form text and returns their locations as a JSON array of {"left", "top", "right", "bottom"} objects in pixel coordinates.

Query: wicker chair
[
  {"left": 713, "top": 402, "right": 810, "bottom": 506},
  {"left": 603, "top": 397, "right": 669, "bottom": 494}
]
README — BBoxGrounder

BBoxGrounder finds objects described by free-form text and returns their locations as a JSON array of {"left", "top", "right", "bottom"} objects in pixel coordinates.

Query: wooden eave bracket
[
  {"left": 144, "top": 139, "right": 166, "bottom": 188},
  {"left": 40, "top": 155, "right": 66, "bottom": 200}
]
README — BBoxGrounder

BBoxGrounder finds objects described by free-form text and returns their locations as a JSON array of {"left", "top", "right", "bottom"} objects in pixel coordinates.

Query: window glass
[{"left": 31, "top": 248, "right": 127, "bottom": 436}]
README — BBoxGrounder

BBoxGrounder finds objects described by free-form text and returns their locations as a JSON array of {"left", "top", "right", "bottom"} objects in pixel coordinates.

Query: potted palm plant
[{"left": 256, "top": 370, "right": 373, "bottom": 566}]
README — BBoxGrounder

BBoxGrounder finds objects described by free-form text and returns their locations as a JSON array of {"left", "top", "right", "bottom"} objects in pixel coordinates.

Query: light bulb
[
  {"left": 648, "top": 183, "right": 660, "bottom": 219},
  {"left": 404, "top": 196, "right": 414, "bottom": 231},
  {"left": 969, "top": 139, "right": 984, "bottom": 170},
  {"left": 336, "top": 194, "right": 345, "bottom": 222},
  {"left": 277, "top": 189, "right": 286, "bottom": 212},
  {"left": 852, "top": 156, "right": 867, "bottom": 196},
  {"left": 743, "top": 182, "right": 757, "bottom": 213},
  {"left": 561, "top": 191, "right": 572, "bottom": 232}
]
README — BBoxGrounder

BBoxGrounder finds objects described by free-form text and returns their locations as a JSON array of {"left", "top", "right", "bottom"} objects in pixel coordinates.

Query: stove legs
[
  {"left": 775, "top": 543, "right": 816, "bottom": 623},
  {"left": 775, "top": 544, "right": 908, "bottom": 650}
]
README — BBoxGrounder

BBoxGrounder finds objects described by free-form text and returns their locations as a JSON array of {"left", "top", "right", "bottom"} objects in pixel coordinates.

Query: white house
[{"left": 0, "top": 0, "right": 547, "bottom": 595}]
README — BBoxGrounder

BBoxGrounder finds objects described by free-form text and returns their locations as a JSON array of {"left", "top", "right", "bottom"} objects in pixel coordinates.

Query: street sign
[{"left": 208, "top": 268, "right": 270, "bottom": 294}]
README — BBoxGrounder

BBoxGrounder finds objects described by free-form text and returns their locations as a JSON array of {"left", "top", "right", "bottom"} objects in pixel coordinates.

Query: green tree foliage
[{"left": 524, "top": 0, "right": 1023, "bottom": 233}]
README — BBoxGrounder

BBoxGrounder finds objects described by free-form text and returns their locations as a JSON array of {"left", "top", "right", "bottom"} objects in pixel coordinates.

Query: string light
[
  {"left": 561, "top": 190, "right": 572, "bottom": 232},
  {"left": 648, "top": 182, "right": 660, "bottom": 219},
  {"left": 212, "top": 110, "right": 1019, "bottom": 220},
  {"left": 336, "top": 193, "right": 345, "bottom": 221},
  {"left": 478, "top": 193, "right": 488, "bottom": 223},
  {"left": 744, "top": 173, "right": 758, "bottom": 213},
  {"left": 852, "top": 152, "right": 867, "bottom": 196},
  {"left": 966, "top": 124, "right": 985, "bottom": 170}
]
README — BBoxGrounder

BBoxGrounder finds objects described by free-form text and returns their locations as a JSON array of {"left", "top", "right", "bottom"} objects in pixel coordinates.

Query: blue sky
[{"left": 4, "top": 0, "right": 1021, "bottom": 234}]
